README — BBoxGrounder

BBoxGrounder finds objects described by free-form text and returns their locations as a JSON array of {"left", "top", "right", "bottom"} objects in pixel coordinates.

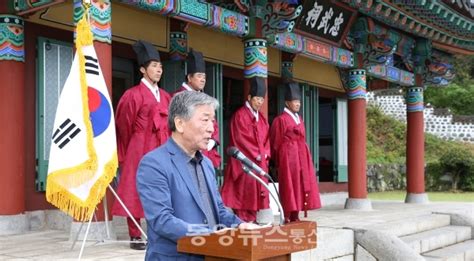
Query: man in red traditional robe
[
  {"left": 221, "top": 77, "right": 270, "bottom": 223},
  {"left": 270, "top": 82, "right": 321, "bottom": 223},
  {"left": 112, "top": 40, "right": 171, "bottom": 250},
  {"left": 173, "top": 49, "right": 221, "bottom": 168}
]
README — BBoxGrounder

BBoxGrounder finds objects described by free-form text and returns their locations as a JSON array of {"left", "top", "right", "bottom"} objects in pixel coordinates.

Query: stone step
[
  {"left": 291, "top": 227, "right": 354, "bottom": 260},
  {"left": 401, "top": 226, "right": 472, "bottom": 254},
  {"left": 329, "top": 254, "right": 354, "bottom": 261},
  {"left": 422, "top": 240, "right": 474, "bottom": 261},
  {"left": 368, "top": 214, "right": 451, "bottom": 237}
]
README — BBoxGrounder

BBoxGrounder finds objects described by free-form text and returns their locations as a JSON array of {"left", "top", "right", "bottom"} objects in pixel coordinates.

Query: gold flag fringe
[
  {"left": 46, "top": 153, "right": 117, "bottom": 221},
  {"left": 46, "top": 6, "right": 117, "bottom": 222}
]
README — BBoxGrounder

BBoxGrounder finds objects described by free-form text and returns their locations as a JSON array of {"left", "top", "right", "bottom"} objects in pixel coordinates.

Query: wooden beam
[
  {"left": 16, "top": 0, "right": 65, "bottom": 16},
  {"left": 433, "top": 41, "right": 474, "bottom": 55}
]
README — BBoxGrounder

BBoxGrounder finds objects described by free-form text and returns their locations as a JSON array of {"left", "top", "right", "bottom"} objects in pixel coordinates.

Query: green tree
[
  {"left": 425, "top": 83, "right": 474, "bottom": 115},
  {"left": 452, "top": 55, "right": 474, "bottom": 85}
]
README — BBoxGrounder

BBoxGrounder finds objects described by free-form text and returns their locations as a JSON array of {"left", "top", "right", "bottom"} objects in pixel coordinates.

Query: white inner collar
[
  {"left": 245, "top": 101, "right": 259, "bottom": 122},
  {"left": 142, "top": 78, "right": 160, "bottom": 102},
  {"left": 284, "top": 107, "right": 300, "bottom": 124}
]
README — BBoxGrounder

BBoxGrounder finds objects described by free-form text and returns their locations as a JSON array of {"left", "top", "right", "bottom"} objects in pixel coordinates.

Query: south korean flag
[{"left": 46, "top": 40, "right": 118, "bottom": 221}]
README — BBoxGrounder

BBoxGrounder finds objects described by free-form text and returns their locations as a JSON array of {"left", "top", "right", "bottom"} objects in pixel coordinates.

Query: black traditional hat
[
  {"left": 186, "top": 49, "right": 206, "bottom": 74},
  {"left": 284, "top": 82, "right": 301, "bottom": 101},
  {"left": 249, "top": 77, "right": 267, "bottom": 97},
  {"left": 132, "top": 40, "right": 160, "bottom": 66}
]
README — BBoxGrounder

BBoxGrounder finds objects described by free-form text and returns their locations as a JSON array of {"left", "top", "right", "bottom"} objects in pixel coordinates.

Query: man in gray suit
[{"left": 137, "top": 91, "right": 257, "bottom": 260}]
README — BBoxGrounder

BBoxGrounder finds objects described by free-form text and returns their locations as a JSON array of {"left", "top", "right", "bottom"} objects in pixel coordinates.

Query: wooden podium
[{"left": 178, "top": 221, "right": 317, "bottom": 260}]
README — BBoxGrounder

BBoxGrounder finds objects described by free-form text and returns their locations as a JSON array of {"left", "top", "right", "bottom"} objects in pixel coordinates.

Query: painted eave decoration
[
  {"left": 268, "top": 32, "right": 354, "bottom": 68},
  {"left": 117, "top": 0, "right": 249, "bottom": 37},
  {"left": 341, "top": 0, "right": 474, "bottom": 54},
  {"left": 13, "top": 0, "right": 66, "bottom": 15}
]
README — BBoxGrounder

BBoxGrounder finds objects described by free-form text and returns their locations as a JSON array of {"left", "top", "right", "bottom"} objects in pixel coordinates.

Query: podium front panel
[{"left": 178, "top": 221, "right": 317, "bottom": 260}]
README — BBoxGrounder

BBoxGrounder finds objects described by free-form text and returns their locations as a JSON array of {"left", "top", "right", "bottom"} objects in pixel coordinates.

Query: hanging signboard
[{"left": 294, "top": 0, "right": 357, "bottom": 46}]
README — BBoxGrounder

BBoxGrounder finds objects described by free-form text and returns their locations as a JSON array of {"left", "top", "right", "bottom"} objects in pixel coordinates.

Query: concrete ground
[{"left": 0, "top": 199, "right": 472, "bottom": 260}]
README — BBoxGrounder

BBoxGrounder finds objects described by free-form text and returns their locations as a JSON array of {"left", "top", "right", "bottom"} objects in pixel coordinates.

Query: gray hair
[{"left": 168, "top": 91, "right": 219, "bottom": 132}]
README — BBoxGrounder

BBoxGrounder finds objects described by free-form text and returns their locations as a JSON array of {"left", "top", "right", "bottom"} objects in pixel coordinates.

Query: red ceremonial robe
[
  {"left": 112, "top": 82, "right": 171, "bottom": 217},
  {"left": 173, "top": 85, "right": 222, "bottom": 168},
  {"left": 270, "top": 111, "right": 321, "bottom": 216},
  {"left": 221, "top": 105, "right": 270, "bottom": 211}
]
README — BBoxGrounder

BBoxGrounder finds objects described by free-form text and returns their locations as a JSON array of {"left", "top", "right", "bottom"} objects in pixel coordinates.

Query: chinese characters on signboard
[{"left": 295, "top": 0, "right": 355, "bottom": 45}]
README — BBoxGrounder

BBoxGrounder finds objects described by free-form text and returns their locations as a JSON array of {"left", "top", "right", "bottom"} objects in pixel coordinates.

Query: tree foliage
[
  {"left": 367, "top": 105, "right": 474, "bottom": 191},
  {"left": 425, "top": 83, "right": 474, "bottom": 115},
  {"left": 452, "top": 55, "right": 474, "bottom": 86}
]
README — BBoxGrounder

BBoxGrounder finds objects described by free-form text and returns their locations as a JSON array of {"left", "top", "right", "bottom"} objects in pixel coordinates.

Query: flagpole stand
[
  {"left": 69, "top": 195, "right": 118, "bottom": 247},
  {"left": 107, "top": 185, "right": 148, "bottom": 240},
  {"left": 70, "top": 184, "right": 147, "bottom": 257},
  {"left": 70, "top": 207, "right": 115, "bottom": 250},
  {"left": 78, "top": 210, "right": 95, "bottom": 260},
  {"left": 69, "top": 217, "right": 117, "bottom": 243}
]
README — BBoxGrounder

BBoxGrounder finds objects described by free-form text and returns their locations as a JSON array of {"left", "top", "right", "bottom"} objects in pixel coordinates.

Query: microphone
[
  {"left": 227, "top": 147, "right": 270, "bottom": 179},
  {"left": 227, "top": 147, "right": 285, "bottom": 225}
]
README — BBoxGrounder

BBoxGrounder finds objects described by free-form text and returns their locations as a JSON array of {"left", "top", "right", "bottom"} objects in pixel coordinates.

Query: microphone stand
[{"left": 241, "top": 166, "right": 285, "bottom": 226}]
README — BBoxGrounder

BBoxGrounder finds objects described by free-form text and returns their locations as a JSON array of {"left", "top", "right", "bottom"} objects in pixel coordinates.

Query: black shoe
[{"left": 130, "top": 237, "right": 146, "bottom": 250}]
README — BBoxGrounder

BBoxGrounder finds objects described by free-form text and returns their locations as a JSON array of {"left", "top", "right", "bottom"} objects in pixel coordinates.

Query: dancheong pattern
[
  {"left": 74, "top": 0, "right": 111, "bottom": 43},
  {"left": 244, "top": 39, "right": 268, "bottom": 78},
  {"left": 170, "top": 32, "right": 187, "bottom": 61},
  {"left": 0, "top": 15, "right": 24, "bottom": 62},
  {"left": 208, "top": 5, "right": 248, "bottom": 37},
  {"left": 13, "top": 0, "right": 55, "bottom": 13},
  {"left": 119, "top": 0, "right": 174, "bottom": 15},
  {"left": 347, "top": 69, "right": 367, "bottom": 100},
  {"left": 406, "top": 87, "right": 424, "bottom": 112}
]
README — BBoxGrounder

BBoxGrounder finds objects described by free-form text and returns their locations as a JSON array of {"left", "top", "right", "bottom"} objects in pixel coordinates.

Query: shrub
[
  {"left": 461, "top": 172, "right": 474, "bottom": 191},
  {"left": 426, "top": 162, "right": 444, "bottom": 191},
  {"left": 439, "top": 147, "right": 474, "bottom": 191}
]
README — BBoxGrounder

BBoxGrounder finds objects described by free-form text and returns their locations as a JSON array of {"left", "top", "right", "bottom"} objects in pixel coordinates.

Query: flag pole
[
  {"left": 78, "top": 209, "right": 95, "bottom": 260},
  {"left": 108, "top": 185, "right": 148, "bottom": 240},
  {"left": 70, "top": 221, "right": 85, "bottom": 250}
]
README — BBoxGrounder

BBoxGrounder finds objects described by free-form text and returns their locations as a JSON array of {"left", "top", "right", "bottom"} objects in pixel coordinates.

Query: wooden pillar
[
  {"left": 0, "top": 15, "right": 25, "bottom": 215},
  {"left": 406, "top": 37, "right": 430, "bottom": 204},
  {"left": 344, "top": 69, "right": 372, "bottom": 210},
  {"left": 405, "top": 87, "right": 428, "bottom": 203}
]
